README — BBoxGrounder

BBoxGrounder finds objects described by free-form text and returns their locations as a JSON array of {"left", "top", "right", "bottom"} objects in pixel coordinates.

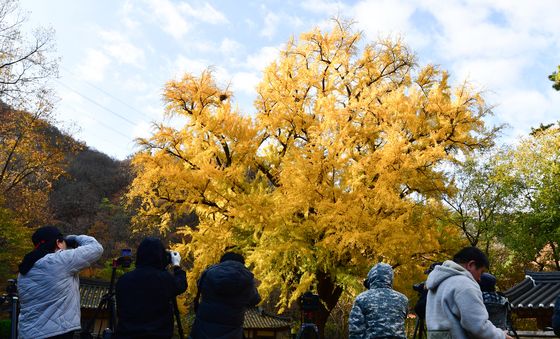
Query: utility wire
[
  {"left": 61, "top": 103, "right": 132, "bottom": 141},
  {"left": 55, "top": 79, "right": 138, "bottom": 127},
  {"left": 60, "top": 65, "right": 155, "bottom": 121},
  {"left": 61, "top": 102, "right": 137, "bottom": 159}
]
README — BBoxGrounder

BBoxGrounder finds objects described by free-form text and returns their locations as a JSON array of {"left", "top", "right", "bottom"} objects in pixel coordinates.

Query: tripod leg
[
  {"left": 412, "top": 318, "right": 419, "bottom": 339},
  {"left": 10, "top": 296, "right": 18, "bottom": 339},
  {"left": 419, "top": 318, "right": 425, "bottom": 339},
  {"left": 82, "top": 297, "right": 108, "bottom": 338},
  {"left": 172, "top": 297, "right": 184, "bottom": 339},
  {"left": 296, "top": 324, "right": 304, "bottom": 339}
]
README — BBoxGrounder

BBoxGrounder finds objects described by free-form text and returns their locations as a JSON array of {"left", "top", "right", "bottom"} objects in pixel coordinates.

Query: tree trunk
[
  {"left": 315, "top": 270, "right": 343, "bottom": 338},
  {"left": 549, "top": 241, "right": 560, "bottom": 270}
]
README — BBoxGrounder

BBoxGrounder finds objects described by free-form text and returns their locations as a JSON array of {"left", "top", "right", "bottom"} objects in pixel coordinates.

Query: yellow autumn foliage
[{"left": 127, "top": 21, "right": 494, "bottom": 318}]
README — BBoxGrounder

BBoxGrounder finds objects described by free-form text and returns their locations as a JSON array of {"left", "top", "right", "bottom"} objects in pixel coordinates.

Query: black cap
[
  {"left": 32, "top": 226, "right": 63, "bottom": 248},
  {"left": 424, "top": 262, "right": 443, "bottom": 274},
  {"left": 453, "top": 247, "right": 490, "bottom": 269},
  {"left": 220, "top": 252, "right": 245, "bottom": 264}
]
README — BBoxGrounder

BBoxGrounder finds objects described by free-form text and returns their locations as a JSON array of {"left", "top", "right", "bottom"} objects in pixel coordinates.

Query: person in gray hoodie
[
  {"left": 348, "top": 262, "right": 408, "bottom": 338},
  {"left": 425, "top": 247, "right": 512, "bottom": 339},
  {"left": 17, "top": 225, "right": 103, "bottom": 339}
]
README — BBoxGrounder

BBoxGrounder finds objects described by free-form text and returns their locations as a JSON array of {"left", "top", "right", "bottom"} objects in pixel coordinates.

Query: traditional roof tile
[
  {"left": 504, "top": 271, "right": 560, "bottom": 309},
  {"left": 80, "top": 278, "right": 110, "bottom": 310},
  {"left": 243, "top": 308, "right": 292, "bottom": 329}
]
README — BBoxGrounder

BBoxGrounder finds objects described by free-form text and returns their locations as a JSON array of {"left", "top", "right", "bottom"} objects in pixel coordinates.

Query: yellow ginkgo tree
[{"left": 128, "top": 21, "right": 496, "bottom": 332}]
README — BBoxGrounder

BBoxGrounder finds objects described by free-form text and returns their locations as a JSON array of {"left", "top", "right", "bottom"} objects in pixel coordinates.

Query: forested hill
[
  {"left": 49, "top": 147, "right": 137, "bottom": 261},
  {"left": 0, "top": 105, "right": 139, "bottom": 280}
]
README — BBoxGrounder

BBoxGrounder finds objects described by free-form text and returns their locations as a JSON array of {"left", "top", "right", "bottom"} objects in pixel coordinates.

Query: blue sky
[{"left": 20, "top": 0, "right": 560, "bottom": 159}]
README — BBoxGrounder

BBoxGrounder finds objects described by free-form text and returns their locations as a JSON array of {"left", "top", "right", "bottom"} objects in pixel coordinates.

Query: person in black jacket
[
  {"left": 552, "top": 294, "right": 560, "bottom": 336},
  {"left": 189, "top": 252, "right": 261, "bottom": 339},
  {"left": 115, "top": 237, "right": 187, "bottom": 339}
]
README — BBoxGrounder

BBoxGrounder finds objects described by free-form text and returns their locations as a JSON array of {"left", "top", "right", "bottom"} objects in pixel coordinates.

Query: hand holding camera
[
  {"left": 169, "top": 251, "right": 181, "bottom": 267},
  {"left": 64, "top": 235, "right": 79, "bottom": 249}
]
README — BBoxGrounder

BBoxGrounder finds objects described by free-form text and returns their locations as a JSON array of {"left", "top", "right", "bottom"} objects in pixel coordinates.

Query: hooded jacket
[
  {"left": 425, "top": 260, "right": 505, "bottom": 339},
  {"left": 17, "top": 235, "right": 103, "bottom": 339},
  {"left": 115, "top": 238, "right": 187, "bottom": 339},
  {"left": 552, "top": 295, "right": 560, "bottom": 336},
  {"left": 189, "top": 260, "right": 261, "bottom": 339},
  {"left": 348, "top": 263, "right": 408, "bottom": 339}
]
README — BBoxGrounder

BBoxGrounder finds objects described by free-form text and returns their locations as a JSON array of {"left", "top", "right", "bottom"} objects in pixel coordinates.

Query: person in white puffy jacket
[{"left": 17, "top": 225, "right": 103, "bottom": 339}]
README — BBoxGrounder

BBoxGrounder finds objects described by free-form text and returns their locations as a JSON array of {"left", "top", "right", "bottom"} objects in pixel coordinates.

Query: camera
[
  {"left": 0, "top": 279, "right": 18, "bottom": 339},
  {"left": 114, "top": 249, "right": 133, "bottom": 268},
  {"left": 5, "top": 279, "right": 17, "bottom": 296},
  {"left": 299, "top": 291, "right": 320, "bottom": 312},
  {"left": 413, "top": 282, "right": 425, "bottom": 293},
  {"left": 165, "top": 250, "right": 172, "bottom": 267},
  {"left": 0, "top": 279, "right": 18, "bottom": 306},
  {"left": 64, "top": 236, "right": 79, "bottom": 249}
]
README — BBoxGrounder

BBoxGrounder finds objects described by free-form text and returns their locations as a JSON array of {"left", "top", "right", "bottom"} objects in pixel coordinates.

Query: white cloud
[
  {"left": 231, "top": 72, "right": 260, "bottom": 95},
  {"left": 245, "top": 18, "right": 257, "bottom": 28},
  {"left": 451, "top": 57, "right": 528, "bottom": 92},
  {"left": 212, "top": 66, "right": 232, "bottom": 86},
  {"left": 286, "top": 15, "right": 305, "bottom": 30},
  {"left": 341, "top": 0, "right": 560, "bottom": 145},
  {"left": 190, "top": 41, "right": 217, "bottom": 53},
  {"left": 245, "top": 45, "right": 282, "bottom": 72},
  {"left": 261, "top": 11, "right": 280, "bottom": 39},
  {"left": 141, "top": 1, "right": 228, "bottom": 40},
  {"left": 219, "top": 38, "right": 244, "bottom": 56},
  {"left": 120, "top": 0, "right": 140, "bottom": 30},
  {"left": 490, "top": 0, "right": 559, "bottom": 35},
  {"left": 57, "top": 87, "right": 83, "bottom": 105},
  {"left": 143, "top": 104, "right": 165, "bottom": 120},
  {"left": 120, "top": 74, "right": 149, "bottom": 92},
  {"left": 174, "top": 55, "right": 210, "bottom": 77},
  {"left": 301, "top": 0, "right": 348, "bottom": 15},
  {"left": 55, "top": 99, "right": 99, "bottom": 138},
  {"left": 353, "top": 0, "right": 416, "bottom": 38},
  {"left": 494, "top": 89, "right": 557, "bottom": 136},
  {"left": 99, "top": 30, "right": 146, "bottom": 67},
  {"left": 132, "top": 120, "right": 153, "bottom": 139},
  {"left": 422, "top": 3, "right": 546, "bottom": 61},
  {"left": 179, "top": 2, "right": 229, "bottom": 24},
  {"left": 76, "top": 49, "right": 111, "bottom": 82},
  {"left": 145, "top": 0, "right": 191, "bottom": 40}
]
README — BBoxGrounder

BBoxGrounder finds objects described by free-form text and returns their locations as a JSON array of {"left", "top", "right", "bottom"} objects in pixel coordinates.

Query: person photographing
[
  {"left": 189, "top": 252, "right": 261, "bottom": 339},
  {"left": 115, "top": 237, "right": 187, "bottom": 339},
  {"left": 425, "top": 247, "right": 513, "bottom": 339},
  {"left": 17, "top": 225, "right": 104, "bottom": 339}
]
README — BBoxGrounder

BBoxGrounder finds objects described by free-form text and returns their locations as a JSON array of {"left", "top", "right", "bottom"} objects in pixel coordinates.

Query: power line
[
  {"left": 60, "top": 102, "right": 138, "bottom": 159},
  {"left": 60, "top": 103, "right": 132, "bottom": 141},
  {"left": 55, "top": 79, "right": 139, "bottom": 127},
  {"left": 60, "top": 65, "right": 155, "bottom": 121}
]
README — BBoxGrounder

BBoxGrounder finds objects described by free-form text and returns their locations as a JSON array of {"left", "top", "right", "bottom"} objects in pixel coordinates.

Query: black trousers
[{"left": 47, "top": 331, "right": 75, "bottom": 339}]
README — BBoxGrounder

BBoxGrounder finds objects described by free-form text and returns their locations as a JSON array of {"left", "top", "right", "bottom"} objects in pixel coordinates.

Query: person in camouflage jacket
[{"left": 348, "top": 262, "right": 408, "bottom": 338}]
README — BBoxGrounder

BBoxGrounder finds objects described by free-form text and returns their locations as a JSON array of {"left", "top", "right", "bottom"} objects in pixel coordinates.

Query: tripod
[
  {"left": 296, "top": 323, "right": 319, "bottom": 339},
  {"left": 295, "top": 311, "right": 320, "bottom": 339},
  {"left": 0, "top": 279, "right": 19, "bottom": 339},
  {"left": 412, "top": 316, "right": 426, "bottom": 339},
  {"left": 81, "top": 258, "right": 122, "bottom": 339}
]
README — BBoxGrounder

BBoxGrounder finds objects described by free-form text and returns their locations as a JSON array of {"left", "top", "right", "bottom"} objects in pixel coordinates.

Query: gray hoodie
[
  {"left": 425, "top": 260, "right": 504, "bottom": 339},
  {"left": 17, "top": 235, "right": 103, "bottom": 339}
]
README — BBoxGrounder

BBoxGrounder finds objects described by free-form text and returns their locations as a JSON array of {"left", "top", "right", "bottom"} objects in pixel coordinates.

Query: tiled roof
[
  {"left": 243, "top": 308, "right": 292, "bottom": 329},
  {"left": 504, "top": 271, "right": 560, "bottom": 309},
  {"left": 80, "top": 278, "right": 110, "bottom": 310}
]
